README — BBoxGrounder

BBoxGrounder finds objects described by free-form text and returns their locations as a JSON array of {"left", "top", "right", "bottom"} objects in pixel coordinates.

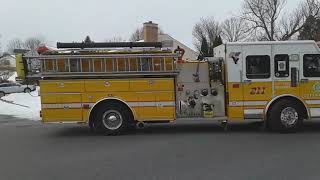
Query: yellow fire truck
[{"left": 15, "top": 40, "right": 320, "bottom": 134}]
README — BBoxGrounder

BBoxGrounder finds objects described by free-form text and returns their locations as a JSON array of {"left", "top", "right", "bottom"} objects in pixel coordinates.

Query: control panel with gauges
[{"left": 175, "top": 59, "right": 226, "bottom": 119}]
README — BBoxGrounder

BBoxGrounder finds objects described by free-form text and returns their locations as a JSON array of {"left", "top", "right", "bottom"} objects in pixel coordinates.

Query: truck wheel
[
  {"left": 0, "top": 92, "right": 4, "bottom": 98},
  {"left": 24, "top": 88, "right": 31, "bottom": 93},
  {"left": 94, "top": 103, "right": 132, "bottom": 135},
  {"left": 268, "top": 99, "right": 304, "bottom": 133}
]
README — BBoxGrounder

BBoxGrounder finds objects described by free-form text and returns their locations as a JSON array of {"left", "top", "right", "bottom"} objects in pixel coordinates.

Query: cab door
[
  {"left": 273, "top": 54, "right": 300, "bottom": 98},
  {"left": 299, "top": 54, "right": 320, "bottom": 118},
  {"left": 242, "top": 45, "right": 272, "bottom": 118}
]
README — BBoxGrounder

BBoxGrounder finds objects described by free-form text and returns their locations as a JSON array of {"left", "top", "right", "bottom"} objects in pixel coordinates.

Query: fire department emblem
[
  {"left": 229, "top": 52, "right": 241, "bottom": 64},
  {"left": 313, "top": 82, "right": 320, "bottom": 92}
]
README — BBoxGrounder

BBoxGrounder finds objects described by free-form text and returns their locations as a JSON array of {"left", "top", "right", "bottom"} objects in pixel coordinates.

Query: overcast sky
[{"left": 0, "top": 0, "right": 302, "bottom": 51}]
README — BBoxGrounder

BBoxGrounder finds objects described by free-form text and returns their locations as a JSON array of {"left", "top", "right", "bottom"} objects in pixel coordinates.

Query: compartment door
[
  {"left": 41, "top": 94, "right": 83, "bottom": 122},
  {"left": 134, "top": 78, "right": 175, "bottom": 121},
  {"left": 137, "top": 92, "right": 157, "bottom": 120},
  {"left": 156, "top": 91, "right": 175, "bottom": 120}
]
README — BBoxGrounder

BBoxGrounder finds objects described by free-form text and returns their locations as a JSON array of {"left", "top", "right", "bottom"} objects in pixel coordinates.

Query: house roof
[
  {"left": 158, "top": 34, "right": 197, "bottom": 54},
  {"left": 0, "top": 54, "right": 15, "bottom": 59}
]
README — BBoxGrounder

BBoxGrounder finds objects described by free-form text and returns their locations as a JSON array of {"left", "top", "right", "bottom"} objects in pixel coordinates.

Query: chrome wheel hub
[
  {"left": 102, "top": 110, "right": 123, "bottom": 130},
  {"left": 280, "top": 107, "right": 299, "bottom": 128}
]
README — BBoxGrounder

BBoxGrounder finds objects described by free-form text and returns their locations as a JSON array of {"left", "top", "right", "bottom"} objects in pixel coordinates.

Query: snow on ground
[
  {"left": 8, "top": 72, "right": 17, "bottom": 82},
  {"left": 0, "top": 87, "right": 41, "bottom": 121},
  {"left": 0, "top": 72, "right": 41, "bottom": 121}
]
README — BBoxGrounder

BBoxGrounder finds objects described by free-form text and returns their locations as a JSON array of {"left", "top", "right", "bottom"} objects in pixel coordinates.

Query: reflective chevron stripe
[
  {"left": 42, "top": 103, "right": 83, "bottom": 109},
  {"left": 306, "top": 100, "right": 320, "bottom": 105},
  {"left": 229, "top": 101, "right": 268, "bottom": 107},
  {"left": 42, "top": 101, "right": 175, "bottom": 109}
]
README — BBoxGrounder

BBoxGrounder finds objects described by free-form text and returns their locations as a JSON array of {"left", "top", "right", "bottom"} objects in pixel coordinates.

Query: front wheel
[
  {"left": 94, "top": 103, "right": 133, "bottom": 135},
  {"left": 268, "top": 99, "right": 304, "bottom": 133}
]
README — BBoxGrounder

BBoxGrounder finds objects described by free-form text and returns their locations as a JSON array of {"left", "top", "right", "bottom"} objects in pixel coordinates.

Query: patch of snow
[
  {"left": 0, "top": 87, "right": 41, "bottom": 121},
  {"left": 8, "top": 72, "right": 17, "bottom": 82}
]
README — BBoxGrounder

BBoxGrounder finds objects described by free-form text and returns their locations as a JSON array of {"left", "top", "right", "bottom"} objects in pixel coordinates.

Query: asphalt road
[{"left": 1, "top": 116, "right": 320, "bottom": 180}]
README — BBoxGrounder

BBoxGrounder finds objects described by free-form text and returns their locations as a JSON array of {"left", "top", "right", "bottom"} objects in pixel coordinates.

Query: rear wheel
[
  {"left": 94, "top": 102, "right": 133, "bottom": 135},
  {"left": 24, "top": 88, "right": 31, "bottom": 93},
  {"left": 268, "top": 99, "right": 304, "bottom": 133}
]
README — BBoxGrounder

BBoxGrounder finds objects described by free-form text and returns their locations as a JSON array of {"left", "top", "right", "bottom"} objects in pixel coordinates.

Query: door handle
[
  {"left": 148, "top": 80, "right": 155, "bottom": 85},
  {"left": 291, "top": 67, "right": 299, "bottom": 87},
  {"left": 300, "top": 79, "right": 309, "bottom": 83},
  {"left": 243, "top": 80, "right": 252, "bottom": 84}
]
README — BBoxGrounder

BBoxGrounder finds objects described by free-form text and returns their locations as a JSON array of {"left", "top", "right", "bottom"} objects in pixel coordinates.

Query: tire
[
  {"left": 24, "top": 88, "right": 31, "bottom": 93},
  {"left": 268, "top": 99, "right": 304, "bottom": 133},
  {"left": 93, "top": 102, "right": 133, "bottom": 135},
  {"left": 0, "top": 92, "right": 5, "bottom": 98}
]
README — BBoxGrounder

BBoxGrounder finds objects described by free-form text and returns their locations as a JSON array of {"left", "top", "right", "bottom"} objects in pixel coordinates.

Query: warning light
[{"left": 233, "top": 84, "right": 240, "bottom": 88}]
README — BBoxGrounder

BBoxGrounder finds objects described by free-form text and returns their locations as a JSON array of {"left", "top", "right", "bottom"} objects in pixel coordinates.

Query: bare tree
[
  {"left": 300, "top": 0, "right": 320, "bottom": 18},
  {"left": 278, "top": 8, "right": 304, "bottom": 40},
  {"left": 6, "top": 38, "right": 24, "bottom": 54},
  {"left": 106, "top": 36, "right": 126, "bottom": 42},
  {"left": 129, "top": 27, "right": 164, "bottom": 42},
  {"left": 24, "top": 37, "right": 43, "bottom": 53},
  {"left": 192, "top": 17, "right": 221, "bottom": 53},
  {"left": 241, "top": 0, "right": 320, "bottom": 41},
  {"left": 130, "top": 28, "right": 144, "bottom": 42},
  {"left": 0, "top": 71, "right": 12, "bottom": 83},
  {"left": 279, "top": 0, "right": 320, "bottom": 40},
  {"left": 241, "top": 0, "right": 286, "bottom": 41},
  {"left": 221, "top": 17, "right": 250, "bottom": 42}
]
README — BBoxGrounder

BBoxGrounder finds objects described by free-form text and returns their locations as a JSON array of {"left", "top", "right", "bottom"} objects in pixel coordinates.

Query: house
[
  {"left": 0, "top": 54, "right": 16, "bottom": 71},
  {"left": 158, "top": 34, "right": 198, "bottom": 61},
  {"left": 143, "top": 21, "right": 198, "bottom": 61}
]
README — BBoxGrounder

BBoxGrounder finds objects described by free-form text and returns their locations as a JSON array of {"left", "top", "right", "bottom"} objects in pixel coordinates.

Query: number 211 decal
[{"left": 250, "top": 87, "right": 266, "bottom": 95}]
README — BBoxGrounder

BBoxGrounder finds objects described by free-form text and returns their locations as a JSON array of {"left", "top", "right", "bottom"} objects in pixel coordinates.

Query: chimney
[{"left": 143, "top": 21, "right": 158, "bottom": 42}]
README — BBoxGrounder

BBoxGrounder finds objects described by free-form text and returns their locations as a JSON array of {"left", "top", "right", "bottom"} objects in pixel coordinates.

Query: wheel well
[
  {"left": 88, "top": 99, "right": 135, "bottom": 126},
  {"left": 266, "top": 96, "right": 308, "bottom": 119}
]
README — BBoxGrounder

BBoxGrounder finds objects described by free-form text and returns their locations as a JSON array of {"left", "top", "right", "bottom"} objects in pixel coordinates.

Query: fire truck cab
[
  {"left": 215, "top": 41, "right": 320, "bottom": 131},
  {"left": 16, "top": 40, "right": 320, "bottom": 134}
]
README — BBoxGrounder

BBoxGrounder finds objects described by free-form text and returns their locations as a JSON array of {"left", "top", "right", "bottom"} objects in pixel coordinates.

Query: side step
[{"left": 175, "top": 117, "right": 228, "bottom": 121}]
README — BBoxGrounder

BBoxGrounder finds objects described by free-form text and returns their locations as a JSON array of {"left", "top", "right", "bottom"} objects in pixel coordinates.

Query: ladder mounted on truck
[{"left": 16, "top": 42, "right": 181, "bottom": 80}]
